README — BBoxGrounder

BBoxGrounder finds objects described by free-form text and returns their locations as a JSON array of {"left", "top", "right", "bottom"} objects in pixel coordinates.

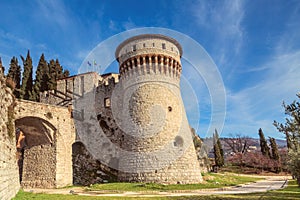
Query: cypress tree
[
  {"left": 269, "top": 137, "right": 280, "bottom": 160},
  {"left": 48, "top": 59, "right": 64, "bottom": 90},
  {"left": 34, "top": 54, "right": 50, "bottom": 101},
  {"left": 7, "top": 57, "right": 21, "bottom": 98},
  {"left": 20, "top": 50, "right": 34, "bottom": 100},
  {"left": 258, "top": 128, "right": 270, "bottom": 158},
  {"left": 48, "top": 59, "right": 56, "bottom": 90},
  {"left": 63, "top": 69, "right": 70, "bottom": 78},
  {"left": 55, "top": 59, "right": 64, "bottom": 79},
  {"left": 0, "top": 57, "right": 4, "bottom": 74},
  {"left": 213, "top": 129, "right": 224, "bottom": 167}
]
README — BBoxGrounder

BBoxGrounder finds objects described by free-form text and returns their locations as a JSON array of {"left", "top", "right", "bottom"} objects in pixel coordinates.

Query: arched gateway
[{"left": 14, "top": 99, "right": 75, "bottom": 188}]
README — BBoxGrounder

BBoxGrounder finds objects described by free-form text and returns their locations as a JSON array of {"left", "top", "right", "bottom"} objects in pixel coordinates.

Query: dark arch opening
[
  {"left": 158, "top": 55, "right": 162, "bottom": 64},
  {"left": 139, "top": 57, "right": 143, "bottom": 65},
  {"left": 15, "top": 116, "right": 57, "bottom": 188},
  {"left": 72, "top": 141, "right": 117, "bottom": 185},
  {"left": 151, "top": 55, "right": 155, "bottom": 63}
]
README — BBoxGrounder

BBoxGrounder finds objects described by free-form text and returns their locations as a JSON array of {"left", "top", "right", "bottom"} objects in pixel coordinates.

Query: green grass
[
  {"left": 13, "top": 191, "right": 160, "bottom": 200},
  {"left": 182, "top": 179, "right": 300, "bottom": 200},
  {"left": 87, "top": 173, "right": 262, "bottom": 192},
  {"left": 12, "top": 180, "right": 300, "bottom": 200},
  {"left": 12, "top": 173, "right": 263, "bottom": 200}
]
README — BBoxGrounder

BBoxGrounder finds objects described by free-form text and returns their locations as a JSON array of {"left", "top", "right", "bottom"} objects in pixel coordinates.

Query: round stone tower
[{"left": 113, "top": 34, "right": 202, "bottom": 184}]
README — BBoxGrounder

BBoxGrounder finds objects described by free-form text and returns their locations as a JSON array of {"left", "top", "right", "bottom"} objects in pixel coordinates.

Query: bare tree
[{"left": 224, "top": 134, "right": 254, "bottom": 154}]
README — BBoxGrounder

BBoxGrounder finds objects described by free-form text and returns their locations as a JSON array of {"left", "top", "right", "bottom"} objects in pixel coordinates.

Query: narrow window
[
  {"left": 162, "top": 43, "right": 166, "bottom": 49},
  {"left": 152, "top": 43, "right": 155, "bottom": 47},
  {"left": 171, "top": 47, "right": 174, "bottom": 51},
  {"left": 104, "top": 98, "right": 111, "bottom": 108},
  {"left": 133, "top": 45, "right": 136, "bottom": 51},
  {"left": 143, "top": 43, "right": 146, "bottom": 47},
  {"left": 80, "top": 76, "right": 84, "bottom": 96}
]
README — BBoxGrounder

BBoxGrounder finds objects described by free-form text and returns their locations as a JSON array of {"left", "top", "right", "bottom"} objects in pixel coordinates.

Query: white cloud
[
  {"left": 122, "top": 18, "right": 137, "bottom": 30},
  {"left": 224, "top": 50, "right": 300, "bottom": 138},
  {"left": 34, "top": 0, "right": 70, "bottom": 29},
  {"left": 193, "top": 1, "right": 244, "bottom": 52}
]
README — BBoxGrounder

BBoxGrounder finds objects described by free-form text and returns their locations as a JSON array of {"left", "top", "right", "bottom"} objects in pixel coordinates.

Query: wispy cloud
[
  {"left": 0, "top": 30, "right": 31, "bottom": 50},
  {"left": 224, "top": 49, "right": 300, "bottom": 138},
  {"left": 34, "top": 0, "right": 70, "bottom": 29},
  {"left": 122, "top": 18, "right": 137, "bottom": 30},
  {"left": 192, "top": 0, "right": 245, "bottom": 65}
]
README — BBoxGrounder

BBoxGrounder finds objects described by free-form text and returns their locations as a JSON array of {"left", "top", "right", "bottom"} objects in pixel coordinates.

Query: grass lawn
[
  {"left": 15, "top": 173, "right": 299, "bottom": 200},
  {"left": 185, "top": 180, "right": 300, "bottom": 200},
  {"left": 87, "top": 173, "right": 262, "bottom": 191}
]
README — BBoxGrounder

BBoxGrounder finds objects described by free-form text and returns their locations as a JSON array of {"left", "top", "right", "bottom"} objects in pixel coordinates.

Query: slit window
[
  {"left": 162, "top": 43, "right": 166, "bottom": 49},
  {"left": 104, "top": 98, "right": 111, "bottom": 108},
  {"left": 133, "top": 45, "right": 136, "bottom": 51}
]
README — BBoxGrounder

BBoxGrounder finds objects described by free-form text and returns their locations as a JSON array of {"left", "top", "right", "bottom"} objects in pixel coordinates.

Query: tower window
[
  {"left": 152, "top": 43, "right": 155, "bottom": 47},
  {"left": 104, "top": 98, "right": 111, "bottom": 108},
  {"left": 133, "top": 45, "right": 136, "bottom": 51},
  {"left": 162, "top": 43, "right": 166, "bottom": 49},
  {"left": 143, "top": 43, "right": 146, "bottom": 47}
]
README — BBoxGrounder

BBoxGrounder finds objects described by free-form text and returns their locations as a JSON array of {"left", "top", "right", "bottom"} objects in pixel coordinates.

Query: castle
[{"left": 0, "top": 34, "right": 204, "bottom": 199}]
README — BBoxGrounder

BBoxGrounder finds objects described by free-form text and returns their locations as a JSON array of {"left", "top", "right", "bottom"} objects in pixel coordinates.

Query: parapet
[{"left": 115, "top": 34, "right": 183, "bottom": 79}]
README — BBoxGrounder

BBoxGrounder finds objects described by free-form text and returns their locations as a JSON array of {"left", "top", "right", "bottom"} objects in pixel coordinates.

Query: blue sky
[{"left": 1, "top": 0, "right": 300, "bottom": 139}]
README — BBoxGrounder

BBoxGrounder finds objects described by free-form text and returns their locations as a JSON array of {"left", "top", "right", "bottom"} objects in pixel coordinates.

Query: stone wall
[
  {"left": 40, "top": 72, "right": 101, "bottom": 107},
  {"left": 15, "top": 100, "right": 76, "bottom": 188},
  {"left": 0, "top": 71, "right": 20, "bottom": 199},
  {"left": 80, "top": 34, "right": 203, "bottom": 184},
  {"left": 72, "top": 141, "right": 117, "bottom": 186},
  {"left": 21, "top": 144, "right": 56, "bottom": 188}
]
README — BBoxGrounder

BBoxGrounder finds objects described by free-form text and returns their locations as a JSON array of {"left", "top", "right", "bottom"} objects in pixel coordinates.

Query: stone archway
[{"left": 15, "top": 117, "right": 57, "bottom": 188}]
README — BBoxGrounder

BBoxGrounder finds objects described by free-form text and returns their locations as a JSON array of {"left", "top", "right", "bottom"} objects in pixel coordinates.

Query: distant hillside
[{"left": 201, "top": 137, "right": 287, "bottom": 158}]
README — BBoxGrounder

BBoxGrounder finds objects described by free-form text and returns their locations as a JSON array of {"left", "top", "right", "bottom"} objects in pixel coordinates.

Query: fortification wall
[
  {"left": 94, "top": 74, "right": 203, "bottom": 183},
  {"left": 108, "top": 34, "right": 202, "bottom": 183},
  {"left": 15, "top": 100, "right": 76, "bottom": 188},
  {"left": 0, "top": 72, "right": 20, "bottom": 199},
  {"left": 21, "top": 144, "right": 56, "bottom": 188},
  {"left": 40, "top": 72, "right": 100, "bottom": 107}
]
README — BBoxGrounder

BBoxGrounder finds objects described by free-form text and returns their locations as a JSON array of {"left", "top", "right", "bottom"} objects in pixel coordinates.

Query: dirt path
[{"left": 24, "top": 176, "right": 290, "bottom": 197}]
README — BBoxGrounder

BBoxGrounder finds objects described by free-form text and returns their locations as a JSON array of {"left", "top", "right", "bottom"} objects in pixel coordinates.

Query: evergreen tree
[
  {"left": 7, "top": 57, "right": 21, "bottom": 98},
  {"left": 274, "top": 96, "right": 300, "bottom": 151},
  {"left": 20, "top": 50, "right": 34, "bottom": 100},
  {"left": 269, "top": 137, "right": 280, "bottom": 161},
  {"left": 48, "top": 59, "right": 56, "bottom": 90},
  {"left": 48, "top": 59, "right": 64, "bottom": 90},
  {"left": 0, "top": 57, "right": 4, "bottom": 74},
  {"left": 258, "top": 128, "right": 270, "bottom": 158},
  {"left": 34, "top": 54, "right": 50, "bottom": 101},
  {"left": 274, "top": 93, "right": 300, "bottom": 185},
  {"left": 55, "top": 59, "right": 64, "bottom": 79},
  {"left": 213, "top": 129, "right": 224, "bottom": 167},
  {"left": 63, "top": 69, "right": 70, "bottom": 78},
  {"left": 285, "top": 131, "right": 293, "bottom": 150}
]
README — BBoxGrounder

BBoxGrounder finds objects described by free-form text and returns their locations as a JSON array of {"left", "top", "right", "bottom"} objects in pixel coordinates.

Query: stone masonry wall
[
  {"left": 0, "top": 71, "right": 20, "bottom": 199},
  {"left": 15, "top": 100, "right": 75, "bottom": 188},
  {"left": 21, "top": 144, "right": 56, "bottom": 188},
  {"left": 72, "top": 141, "right": 117, "bottom": 186},
  {"left": 112, "top": 35, "right": 202, "bottom": 183}
]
